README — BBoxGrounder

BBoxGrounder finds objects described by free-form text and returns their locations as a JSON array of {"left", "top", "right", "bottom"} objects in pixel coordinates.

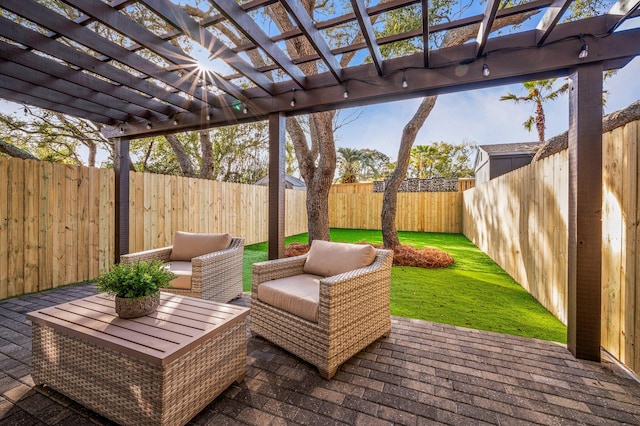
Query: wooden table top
[{"left": 26, "top": 293, "right": 250, "bottom": 366}]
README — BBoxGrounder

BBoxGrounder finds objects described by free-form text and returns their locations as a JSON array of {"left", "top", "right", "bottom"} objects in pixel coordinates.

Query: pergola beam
[
  {"left": 536, "top": 0, "right": 574, "bottom": 45},
  {"left": 3, "top": 0, "right": 211, "bottom": 111},
  {"left": 422, "top": 0, "right": 430, "bottom": 67},
  {"left": 103, "top": 25, "right": 640, "bottom": 138},
  {"left": 279, "top": 0, "right": 344, "bottom": 83},
  {"left": 606, "top": 0, "right": 640, "bottom": 32},
  {"left": 208, "top": 0, "right": 308, "bottom": 88},
  {"left": 0, "top": 16, "right": 185, "bottom": 115},
  {"left": 61, "top": 0, "right": 243, "bottom": 107},
  {"left": 476, "top": 0, "right": 501, "bottom": 57},
  {"left": 350, "top": 0, "right": 385, "bottom": 75},
  {"left": 139, "top": 0, "right": 275, "bottom": 96}
]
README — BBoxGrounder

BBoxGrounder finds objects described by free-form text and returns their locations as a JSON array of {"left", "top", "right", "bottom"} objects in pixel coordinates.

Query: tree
[
  {"left": 409, "top": 142, "right": 475, "bottom": 179},
  {"left": 500, "top": 79, "right": 569, "bottom": 141},
  {"left": 0, "top": 108, "right": 107, "bottom": 166},
  {"left": 380, "top": 0, "right": 607, "bottom": 248}
]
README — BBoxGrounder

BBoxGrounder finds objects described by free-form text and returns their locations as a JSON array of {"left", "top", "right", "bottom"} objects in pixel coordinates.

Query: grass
[{"left": 243, "top": 229, "right": 567, "bottom": 343}]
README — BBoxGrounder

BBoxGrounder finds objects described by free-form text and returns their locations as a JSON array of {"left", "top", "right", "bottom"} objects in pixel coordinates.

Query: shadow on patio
[{"left": 0, "top": 283, "right": 639, "bottom": 425}]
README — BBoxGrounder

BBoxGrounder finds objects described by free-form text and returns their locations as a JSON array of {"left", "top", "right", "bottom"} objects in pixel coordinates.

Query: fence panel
[
  {"left": 463, "top": 120, "right": 640, "bottom": 376},
  {"left": 328, "top": 191, "right": 462, "bottom": 233}
]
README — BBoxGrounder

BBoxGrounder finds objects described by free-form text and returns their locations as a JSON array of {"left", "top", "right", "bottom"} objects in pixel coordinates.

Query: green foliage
[
  {"left": 243, "top": 229, "right": 567, "bottom": 343},
  {"left": 95, "top": 260, "right": 176, "bottom": 299},
  {"left": 336, "top": 147, "right": 392, "bottom": 183},
  {"left": 408, "top": 141, "right": 475, "bottom": 179}
]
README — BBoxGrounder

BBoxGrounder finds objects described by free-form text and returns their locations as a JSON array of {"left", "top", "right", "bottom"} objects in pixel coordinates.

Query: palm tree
[
  {"left": 336, "top": 147, "right": 363, "bottom": 183},
  {"left": 410, "top": 145, "right": 436, "bottom": 178},
  {"left": 500, "top": 79, "right": 569, "bottom": 141}
]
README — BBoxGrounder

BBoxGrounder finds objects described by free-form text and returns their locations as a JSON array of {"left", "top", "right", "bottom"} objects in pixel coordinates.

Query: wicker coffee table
[{"left": 27, "top": 292, "right": 250, "bottom": 426}]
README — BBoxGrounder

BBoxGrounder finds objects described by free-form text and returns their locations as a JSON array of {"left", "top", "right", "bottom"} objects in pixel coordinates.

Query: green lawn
[{"left": 243, "top": 229, "right": 567, "bottom": 343}]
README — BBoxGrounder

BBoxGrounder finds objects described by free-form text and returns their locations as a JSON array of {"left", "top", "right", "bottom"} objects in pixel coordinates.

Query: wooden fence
[
  {"left": 128, "top": 172, "right": 308, "bottom": 252},
  {"left": 0, "top": 161, "right": 307, "bottom": 298},
  {"left": 0, "top": 157, "right": 114, "bottom": 299},
  {"left": 329, "top": 191, "right": 463, "bottom": 233},
  {"left": 463, "top": 120, "right": 640, "bottom": 376}
]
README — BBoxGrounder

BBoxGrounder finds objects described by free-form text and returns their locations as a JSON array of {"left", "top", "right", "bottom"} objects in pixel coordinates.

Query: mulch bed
[{"left": 285, "top": 242, "right": 454, "bottom": 268}]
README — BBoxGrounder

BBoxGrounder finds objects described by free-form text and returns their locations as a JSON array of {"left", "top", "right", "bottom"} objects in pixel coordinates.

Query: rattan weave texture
[
  {"left": 250, "top": 248, "right": 393, "bottom": 379},
  {"left": 120, "top": 237, "right": 244, "bottom": 302},
  {"left": 29, "top": 295, "right": 249, "bottom": 426}
]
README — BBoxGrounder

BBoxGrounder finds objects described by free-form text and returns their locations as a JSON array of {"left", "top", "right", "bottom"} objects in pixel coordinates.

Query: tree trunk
[
  {"left": 165, "top": 134, "right": 196, "bottom": 177},
  {"left": 382, "top": 97, "right": 437, "bottom": 248},
  {"left": 0, "top": 139, "right": 40, "bottom": 160},
  {"left": 381, "top": 11, "right": 539, "bottom": 248},
  {"left": 87, "top": 142, "right": 97, "bottom": 167},
  {"left": 199, "top": 131, "right": 214, "bottom": 179},
  {"left": 535, "top": 99, "right": 545, "bottom": 141}
]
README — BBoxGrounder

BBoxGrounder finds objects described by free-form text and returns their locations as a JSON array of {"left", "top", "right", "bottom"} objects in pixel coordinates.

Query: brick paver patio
[{"left": 0, "top": 283, "right": 639, "bottom": 425}]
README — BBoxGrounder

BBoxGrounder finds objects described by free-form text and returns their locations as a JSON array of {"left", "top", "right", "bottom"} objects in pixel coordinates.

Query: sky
[{"left": 334, "top": 55, "right": 640, "bottom": 160}]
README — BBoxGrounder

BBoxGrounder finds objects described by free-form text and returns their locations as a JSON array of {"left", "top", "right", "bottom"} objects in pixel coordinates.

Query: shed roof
[{"left": 478, "top": 142, "right": 544, "bottom": 156}]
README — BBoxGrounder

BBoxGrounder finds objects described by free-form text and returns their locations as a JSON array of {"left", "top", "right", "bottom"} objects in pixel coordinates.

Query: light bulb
[
  {"left": 290, "top": 99, "right": 296, "bottom": 107},
  {"left": 343, "top": 89, "right": 349, "bottom": 99},
  {"left": 146, "top": 122, "right": 152, "bottom": 129},
  {"left": 242, "top": 106, "right": 248, "bottom": 114},
  {"left": 482, "top": 64, "right": 490, "bottom": 77},
  {"left": 402, "top": 77, "right": 408, "bottom": 88},
  {"left": 172, "top": 119, "right": 178, "bottom": 125},
  {"left": 579, "top": 43, "right": 588, "bottom": 59}
]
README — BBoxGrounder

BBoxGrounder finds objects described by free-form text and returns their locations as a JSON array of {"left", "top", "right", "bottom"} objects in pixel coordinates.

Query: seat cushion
[
  {"left": 303, "top": 240, "right": 376, "bottom": 277},
  {"left": 169, "top": 231, "right": 232, "bottom": 261},
  {"left": 165, "top": 261, "right": 192, "bottom": 290},
  {"left": 257, "top": 274, "right": 323, "bottom": 322}
]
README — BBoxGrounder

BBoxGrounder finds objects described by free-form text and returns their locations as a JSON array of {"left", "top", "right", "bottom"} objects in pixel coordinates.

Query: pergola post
[
  {"left": 567, "top": 63, "right": 603, "bottom": 361},
  {"left": 268, "top": 112, "right": 286, "bottom": 260},
  {"left": 114, "top": 137, "right": 130, "bottom": 264}
]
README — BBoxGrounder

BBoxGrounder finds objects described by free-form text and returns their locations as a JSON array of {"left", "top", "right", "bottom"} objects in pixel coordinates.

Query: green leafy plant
[{"left": 95, "top": 260, "right": 175, "bottom": 298}]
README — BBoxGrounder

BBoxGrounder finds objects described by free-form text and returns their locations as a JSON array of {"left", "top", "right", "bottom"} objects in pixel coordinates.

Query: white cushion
[{"left": 303, "top": 240, "right": 376, "bottom": 277}]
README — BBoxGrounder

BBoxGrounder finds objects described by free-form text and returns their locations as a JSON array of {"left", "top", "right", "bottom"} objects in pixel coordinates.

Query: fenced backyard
[{"left": 0, "top": 120, "right": 639, "bottom": 377}]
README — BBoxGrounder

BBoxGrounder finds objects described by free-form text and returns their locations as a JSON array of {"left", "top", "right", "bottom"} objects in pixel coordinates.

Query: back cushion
[
  {"left": 169, "top": 231, "right": 232, "bottom": 261},
  {"left": 303, "top": 240, "right": 377, "bottom": 277}
]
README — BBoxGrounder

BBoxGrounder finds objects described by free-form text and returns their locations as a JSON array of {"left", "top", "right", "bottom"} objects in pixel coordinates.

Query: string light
[
  {"left": 578, "top": 42, "right": 589, "bottom": 59},
  {"left": 401, "top": 69, "right": 408, "bottom": 88},
  {"left": 343, "top": 81, "right": 349, "bottom": 99},
  {"left": 290, "top": 89, "right": 296, "bottom": 107},
  {"left": 482, "top": 63, "right": 490, "bottom": 77},
  {"left": 172, "top": 117, "right": 178, "bottom": 125},
  {"left": 242, "top": 105, "right": 248, "bottom": 114},
  {"left": 146, "top": 122, "right": 152, "bottom": 130}
]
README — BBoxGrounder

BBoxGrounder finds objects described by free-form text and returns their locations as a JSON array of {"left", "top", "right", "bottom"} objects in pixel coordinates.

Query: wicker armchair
[
  {"left": 121, "top": 234, "right": 244, "bottom": 303},
  {"left": 251, "top": 241, "right": 393, "bottom": 379}
]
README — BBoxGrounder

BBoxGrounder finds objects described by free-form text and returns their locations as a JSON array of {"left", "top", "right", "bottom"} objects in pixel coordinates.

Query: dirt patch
[{"left": 285, "top": 242, "right": 454, "bottom": 269}]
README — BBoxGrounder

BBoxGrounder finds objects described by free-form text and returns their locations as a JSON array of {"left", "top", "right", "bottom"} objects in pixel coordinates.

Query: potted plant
[{"left": 95, "top": 260, "right": 176, "bottom": 318}]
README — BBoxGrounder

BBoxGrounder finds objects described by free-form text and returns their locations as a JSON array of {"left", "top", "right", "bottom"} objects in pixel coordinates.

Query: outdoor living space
[
  {"left": 0, "top": 283, "right": 639, "bottom": 425},
  {"left": 2, "top": 0, "right": 640, "bottom": 424}
]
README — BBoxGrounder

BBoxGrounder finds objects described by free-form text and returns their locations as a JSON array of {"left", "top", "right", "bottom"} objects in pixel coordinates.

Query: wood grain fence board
[
  {"left": 97, "top": 168, "right": 111, "bottom": 273},
  {"left": 23, "top": 160, "right": 39, "bottom": 294},
  {"left": 7, "top": 158, "right": 23, "bottom": 297},
  {"left": 77, "top": 166, "right": 90, "bottom": 282},
  {"left": 88, "top": 167, "right": 100, "bottom": 278},
  {"left": 64, "top": 165, "right": 78, "bottom": 285},
  {"left": 0, "top": 157, "right": 7, "bottom": 299},
  {"left": 621, "top": 121, "right": 637, "bottom": 367},
  {"left": 38, "top": 161, "right": 53, "bottom": 291}
]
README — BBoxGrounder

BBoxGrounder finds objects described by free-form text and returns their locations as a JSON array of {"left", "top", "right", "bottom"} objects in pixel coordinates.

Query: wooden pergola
[{"left": 1, "top": 0, "right": 640, "bottom": 363}]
